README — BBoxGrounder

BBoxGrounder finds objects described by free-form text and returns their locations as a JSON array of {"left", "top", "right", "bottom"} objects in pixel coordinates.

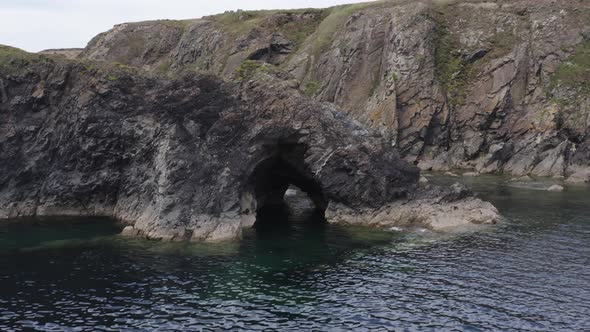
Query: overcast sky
[{"left": 0, "top": 0, "right": 371, "bottom": 52}]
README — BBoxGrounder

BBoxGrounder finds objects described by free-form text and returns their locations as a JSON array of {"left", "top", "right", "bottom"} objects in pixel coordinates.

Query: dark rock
[{"left": 0, "top": 53, "right": 432, "bottom": 241}]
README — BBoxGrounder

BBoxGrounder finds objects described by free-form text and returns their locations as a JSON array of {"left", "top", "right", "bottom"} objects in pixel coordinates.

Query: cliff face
[
  {"left": 77, "top": 0, "right": 590, "bottom": 179},
  {"left": 1, "top": 45, "right": 500, "bottom": 241},
  {"left": 0, "top": 46, "right": 412, "bottom": 240}
]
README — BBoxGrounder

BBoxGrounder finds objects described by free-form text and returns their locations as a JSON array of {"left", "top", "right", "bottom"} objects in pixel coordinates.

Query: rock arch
[
  {"left": 0, "top": 54, "right": 498, "bottom": 243},
  {"left": 243, "top": 142, "right": 327, "bottom": 224}
]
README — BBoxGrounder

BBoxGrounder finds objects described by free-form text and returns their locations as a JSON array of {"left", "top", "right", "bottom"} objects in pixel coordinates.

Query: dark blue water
[{"left": 0, "top": 176, "right": 589, "bottom": 331}]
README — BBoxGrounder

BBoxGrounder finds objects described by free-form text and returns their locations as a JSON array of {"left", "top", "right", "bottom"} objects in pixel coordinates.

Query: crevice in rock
[{"left": 246, "top": 33, "right": 294, "bottom": 66}]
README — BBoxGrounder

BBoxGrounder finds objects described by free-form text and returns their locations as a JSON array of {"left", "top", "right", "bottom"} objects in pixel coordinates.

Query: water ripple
[{"left": 1, "top": 180, "right": 590, "bottom": 331}]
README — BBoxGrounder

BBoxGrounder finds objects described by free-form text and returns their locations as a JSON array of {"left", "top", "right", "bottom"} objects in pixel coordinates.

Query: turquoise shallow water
[{"left": 0, "top": 176, "right": 589, "bottom": 331}]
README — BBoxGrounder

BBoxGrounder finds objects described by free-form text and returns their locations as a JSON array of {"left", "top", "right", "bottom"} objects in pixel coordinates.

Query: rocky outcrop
[
  {"left": 76, "top": 0, "right": 590, "bottom": 179},
  {"left": 326, "top": 183, "right": 499, "bottom": 231},
  {"left": 38, "top": 48, "right": 83, "bottom": 59},
  {"left": 0, "top": 46, "right": 499, "bottom": 241}
]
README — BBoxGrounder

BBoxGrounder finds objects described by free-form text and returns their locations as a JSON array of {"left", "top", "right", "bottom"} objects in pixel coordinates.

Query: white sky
[{"left": 0, "top": 0, "right": 371, "bottom": 52}]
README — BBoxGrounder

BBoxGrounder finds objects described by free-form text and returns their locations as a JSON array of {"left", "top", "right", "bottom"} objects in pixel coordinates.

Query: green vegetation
[
  {"left": 550, "top": 42, "right": 590, "bottom": 96},
  {"left": 212, "top": 9, "right": 328, "bottom": 53},
  {"left": 0, "top": 45, "right": 28, "bottom": 57},
  {"left": 485, "top": 31, "right": 520, "bottom": 60},
  {"left": 211, "top": 10, "right": 270, "bottom": 36},
  {"left": 234, "top": 60, "right": 270, "bottom": 81},
  {"left": 0, "top": 44, "right": 145, "bottom": 85},
  {"left": 369, "top": 77, "right": 381, "bottom": 97},
  {"left": 128, "top": 19, "right": 195, "bottom": 33},
  {"left": 304, "top": 80, "right": 321, "bottom": 96},
  {"left": 310, "top": 1, "right": 393, "bottom": 57},
  {"left": 543, "top": 42, "right": 590, "bottom": 130},
  {"left": 157, "top": 19, "right": 194, "bottom": 33},
  {"left": 101, "top": 61, "right": 139, "bottom": 82},
  {"left": 0, "top": 45, "right": 45, "bottom": 74},
  {"left": 433, "top": 18, "right": 470, "bottom": 107},
  {"left": 156, "top": 60, "right": 172, "bottom": 74},
  {"left": 388, "top": 72, "right": 398, "bottom": 83},
  {"left": 277, "top": 11, "right": 328, "bottom": 47}
]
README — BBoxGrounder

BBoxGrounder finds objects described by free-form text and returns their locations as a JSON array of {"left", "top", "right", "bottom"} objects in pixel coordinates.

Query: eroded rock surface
[
  {"left": 77, "top": 0, "right": 590, "bottom": 178},
  {"left": 326, "top": 183, "right": 499, "bottom": 231},
  {"left": 0, "top": 48, "right": 499, "bottom": 241}
]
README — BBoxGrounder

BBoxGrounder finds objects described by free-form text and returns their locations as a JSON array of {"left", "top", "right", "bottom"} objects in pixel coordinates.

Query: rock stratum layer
[
  {"left": 76, "top": 0, "right": 590, "bottom": 179},
  {"left": 0, "top": 47, "right": 498, "bottom": 241}
]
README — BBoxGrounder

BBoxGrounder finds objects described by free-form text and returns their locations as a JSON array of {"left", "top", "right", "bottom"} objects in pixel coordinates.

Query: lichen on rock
[{"left": 0, "top": 47, "right": 500, "bottom": 241}]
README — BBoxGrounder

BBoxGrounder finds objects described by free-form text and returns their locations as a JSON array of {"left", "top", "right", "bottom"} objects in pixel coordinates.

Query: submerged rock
[
  {"left": 510, "top": 175, "right": 533, "bottom": 182},
  {"left": 0, "top": 47, "right": 499, "bottom": 242},
  {"left": 547, "top": 185, "right": 565, "bottom": 192},
  {"left": 463, "top": 172, "right": 480, "bottom": 177},
  {"left": 419, "top": 176, "right": 429, "bottom": 184},
  {"left": 120, "top": 226, "right": 140, "bottom": 237}
]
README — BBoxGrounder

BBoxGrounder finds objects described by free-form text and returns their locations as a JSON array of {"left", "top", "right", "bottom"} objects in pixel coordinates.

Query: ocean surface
[{"left": 0, "top": 175, "right": 589, "bottom": 331}]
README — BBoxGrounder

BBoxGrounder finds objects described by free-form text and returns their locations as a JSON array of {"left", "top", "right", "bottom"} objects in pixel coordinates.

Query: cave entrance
[{"left": 247, "top": 143, "right": 327, "bottom": 227}]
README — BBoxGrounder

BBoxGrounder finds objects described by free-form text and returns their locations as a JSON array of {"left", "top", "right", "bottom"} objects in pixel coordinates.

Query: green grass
[
  {"left": 550, "top": 42, "right": 590, "bottom": 95},
  {"left": 0, "top": 45, "right": 43, "bottom": 74},
  {"left": 127, "top": 19, "right": 195, "bottom": 33},
  {"left": 156, "top": 60, "right": 172, "bottom": 74},
  {"left": 0, "top": 44, "right": 146, "bottom": 85},
  {"left": 545, "top": 42, "right": 590, "bottom": 131},
  {"left": 433, "top": 16, "right": 470, "bottom": 107},
  {"left": 211, "top": 10, "right": 269, "bottom": 36},
  {"left": 277, "top": 11, "right": 328, "bottom": 47},
  {"left": 234, "top": 60, "right": 269, "bottom": 81},
  {"left": 310, "top": 1, "right": 392, "bottom": 57},
  {"left": 485, "top": 31, "right": 520, "bottom": 60},
  {"left": 388, "top": 72, "right": 398, "bottom": 83},
  {"left": 303, "top": 80, "right": 321, "bottom": 96},
  {"left": 157, "top": 19, "right": 194, "bottom": 33},
  {"left": 212, "top": 9, "right": 328, "bottom": 54}
]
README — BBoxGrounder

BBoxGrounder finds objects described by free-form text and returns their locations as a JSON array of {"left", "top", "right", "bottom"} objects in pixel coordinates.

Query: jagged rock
[
  {"left": 547, "top": 185, "right": 565, "bottom": 192},
  {"left": 73, "top": 0, "right": 590, "bottom": 177},
  {"left": 38, "top": 48, "right": 83, "bottom": 59},
  {"left": 326, "top": 184, "right": 499, "bottom": 231},
  {"left": 0, "top": 49, "right": 500, "bottom": 241},
  {"left": 565, "top": 169, "right": 590, "bottom": 184},
  {"left": 419, "top": 176, "right": 429, "bottom": 184}
]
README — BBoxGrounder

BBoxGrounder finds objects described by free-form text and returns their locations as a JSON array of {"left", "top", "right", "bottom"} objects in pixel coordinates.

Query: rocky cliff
[
  {"left": 0, "top": 46, "right": 498, "bottom": 241},
  {"left": 75, "top": 0, "right": 590, "bottom": 180}
]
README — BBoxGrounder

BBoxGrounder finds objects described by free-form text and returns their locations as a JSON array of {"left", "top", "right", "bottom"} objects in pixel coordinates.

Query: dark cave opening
[{"left": 248, "top": 143, "right": 327, "bottom": 227}]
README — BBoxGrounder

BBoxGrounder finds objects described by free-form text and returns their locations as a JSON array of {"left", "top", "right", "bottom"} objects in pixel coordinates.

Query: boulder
[
  {"left": 444, "top": 172, "right": 459, "bottom": 177},
  {"left": 547, "top": 185, "right": 565, "bottom": 192},
  {"left": 120, "top": 226, "right": 140, "bottom": 237},
  {"left": 565, "top": 169, "right": 590, "bottom": 184},
  {"left": 326, "top": 184, "right": 499, "bottom": 231}
]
